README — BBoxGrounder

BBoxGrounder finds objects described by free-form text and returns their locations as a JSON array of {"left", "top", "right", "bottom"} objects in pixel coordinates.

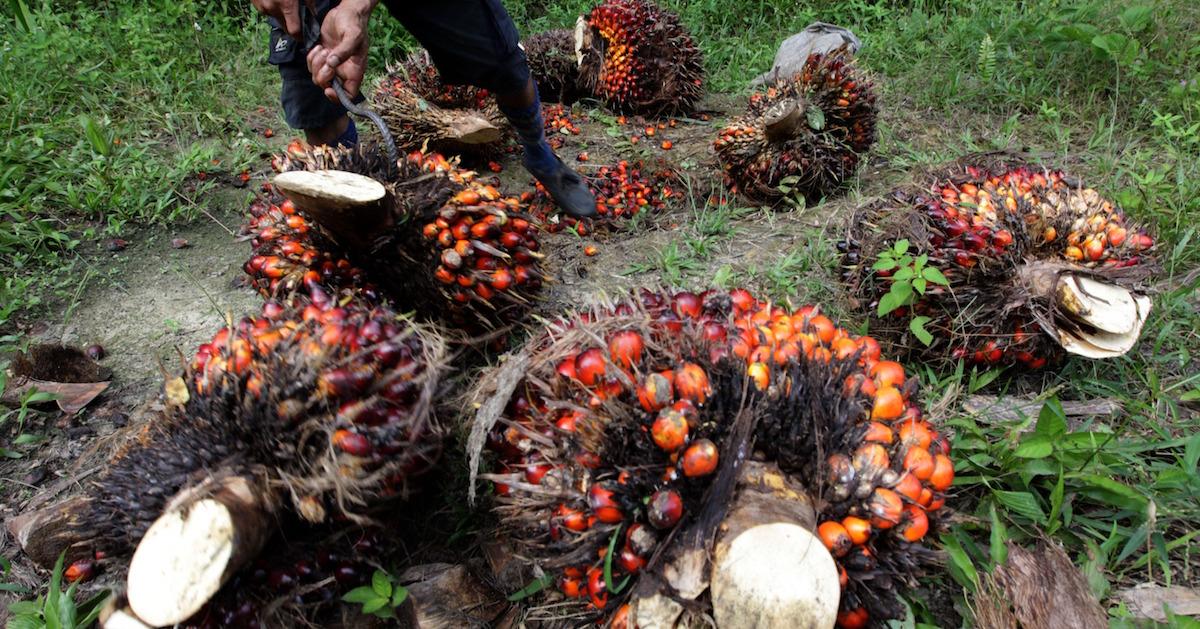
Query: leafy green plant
[
  {"left": 871, "top": 240, "right": 949, "bottom": 345},
  {"left": 775, "top": 175, "right": 808, "bottom": 211},
  {"left": 342, "top": 569, "right": 409, "bottom": 619},
  {"left": 976, "top": 33, "right": 996, "bottom": 82},
  {"left": 5, "top": 553, "right": 110, "bottom": 629}
]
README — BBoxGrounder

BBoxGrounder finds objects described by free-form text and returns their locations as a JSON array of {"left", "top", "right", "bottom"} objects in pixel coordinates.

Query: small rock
[{"left": 171, "top": 238, "right": 190, "bottom": 249}]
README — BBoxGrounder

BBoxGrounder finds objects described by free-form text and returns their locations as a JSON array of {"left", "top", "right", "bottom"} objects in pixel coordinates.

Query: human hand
[
  {"left": 250, "top": 0, "right": 303, "bottom": 39},
  {"left": 306, "top": 0, "right": 374, "bottom": 101}
]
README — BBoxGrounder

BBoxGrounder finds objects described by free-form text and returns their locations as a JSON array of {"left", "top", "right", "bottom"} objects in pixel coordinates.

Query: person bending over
[{"left": 252, "top": 0, "right": 597, "bottom": 217}]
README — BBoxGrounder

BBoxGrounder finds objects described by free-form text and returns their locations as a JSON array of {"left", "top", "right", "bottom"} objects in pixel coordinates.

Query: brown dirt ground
[{"left": 0, "top": 87, "right": 1027, "bottom": 624}]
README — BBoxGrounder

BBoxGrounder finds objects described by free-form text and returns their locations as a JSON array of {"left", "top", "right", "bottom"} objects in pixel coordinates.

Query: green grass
[{"left": 2, "top": 0, "right": 1199, "bottom": 625}]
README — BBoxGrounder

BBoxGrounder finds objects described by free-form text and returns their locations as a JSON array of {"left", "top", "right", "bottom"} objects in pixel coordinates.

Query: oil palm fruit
[
  {"left": 474, "top": 288, "right": 952, "bottom": 627},
  {"left": 15, "top": 170, "right": 448, "bottom": 628},
  {"left": 842, "top": 156, "right": 1156, "bottom": 368},
  {"left": 271, "top": 141, "right": 545, "bottom": 330},
  {"left": 529, "top": 158, "right": 676, "bottom": 230},
  {"left": 714, "top": 46, "right": 877, "bottom": 205},
  {"left": 576, "top": 0, "right": 704, "bottom": 114},
  {"left": 525, "top": 29, "right": 586, "bottom": 104},
  {"left": 373, "top": 51, "right": 507, "bottom": 156}
]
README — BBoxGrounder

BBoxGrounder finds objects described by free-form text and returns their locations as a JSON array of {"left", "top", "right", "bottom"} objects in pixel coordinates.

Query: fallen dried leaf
[
  {"left": 1116, "top": 584, "right": 1200, "bottom": 622},
  {"left": 2, "top": 377, "right": 110, "bottom": 415}
]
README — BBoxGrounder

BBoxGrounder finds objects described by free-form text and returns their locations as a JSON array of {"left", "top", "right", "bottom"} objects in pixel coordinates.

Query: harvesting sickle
[
  {"left": 472, "top": 288, "right": 952, "bottom": 627},
  {"left": 842, "top": 156, "right": 1156, "bottom": 367}
]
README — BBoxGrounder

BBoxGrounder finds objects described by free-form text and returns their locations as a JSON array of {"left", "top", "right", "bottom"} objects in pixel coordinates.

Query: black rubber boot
[{"left": 526, "top": 156, "right": 598, "bottom": 218}]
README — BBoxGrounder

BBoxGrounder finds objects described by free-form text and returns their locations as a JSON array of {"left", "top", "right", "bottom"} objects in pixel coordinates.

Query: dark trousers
[{"left": 268, "top": 0, "right": 531, "bottom": 130}]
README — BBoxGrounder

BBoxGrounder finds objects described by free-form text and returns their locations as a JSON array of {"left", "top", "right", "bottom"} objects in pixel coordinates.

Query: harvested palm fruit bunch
[
  {"left": 271, "top": 142, "right": 545, "bottom": 331},
  {"left": 373, "top": 51, "right": 507, "bottom": 156},
  {"left": 528, "top": 159, "right": 677, "bottom": 231},
  {"left": 576, "top": 0, "right": 704, "bottom": 115},
  {"left": 543, "top": 103, "right": 585, "bottom": 151},
  {"left": 526, "top": 29, "right": 586, "bottom": 104},
  {"left": 472, "top": 288, "right": 952, "bottom": 628},
  {"left": 842, "top": 157, "right": 1156, "bottom": 367},
  {"left": 714, "top": 46, "right": 877, "bottom": 205}
]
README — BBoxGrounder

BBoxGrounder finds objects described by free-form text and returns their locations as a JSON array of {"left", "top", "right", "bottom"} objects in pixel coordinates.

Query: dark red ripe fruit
[
  {"left": 647, "top": 489, "right": 684, "bottom": 529},
  {"left": 637, "top": 372, "right": 674, "bottom": 412},
  {"left": 618, "top": 547, "right": 645, "bottom": 573},
  {"left": 608, "top": 330, "right": 645, "bottom": 369},
  {"left": 85, "top": 344, "right": 106, "bottom": 361},
  {"left": 64, "top": 559, "right": 96, "bottom": 583},
  {"left": 729, "top": 288, "right": 756, "bottom": 312},
  {"left": 671, "top": 291, "right": 702, "bottom": 318},
  {"left": 575, "top": 348, "right": 607, "bottom": 386},
  {"left": 332, "top": 429, "right": 372, "bottom": 456},
  {"left": 333, "top": 562, "right": 361, "bottom": 586},
  {"left": 680, "top": 439, "right": 719, "bottom": 477},
  {"left": 588, "top": 485, "right": 624, "bottom": 523},
  {"left": 651, "top": 407, "right": 689, "bottom": 452},
  {"left": 587, "top": 566, "right": 607, "bottom": 608}
]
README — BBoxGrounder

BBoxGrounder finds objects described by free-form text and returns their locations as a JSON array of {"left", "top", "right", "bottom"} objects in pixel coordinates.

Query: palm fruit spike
[
  {"left": 841, "top": 155, "right": 1156, "bottom": 368},
  {"left": 576, "top": 0, "right": 704, "bottom": 115},
  {"left": 714, "top": 46, "right": 878, "bottom": 205},
  {"left": 471, "top": 288, "right": 952, "bottom": 627},
  {"left": 372, "top": 50, "right": 506, "bottom": 156},
  {"left": 14, "top": 183, "right": 447, "bottom": 627},
  {"left": 271, "top": 141, "right": 545, "bottom": 331},
  {"left": 525, "top": 29, "right": 586, "bottom": 104}
]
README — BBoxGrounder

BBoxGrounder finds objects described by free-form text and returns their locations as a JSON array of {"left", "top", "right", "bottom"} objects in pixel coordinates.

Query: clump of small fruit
[
  {"left": 842, "top": 161, "right": 1156, "bottom": 368},
  {"left": 484, "top": 288, "right": 952, "bottom": 626},
  {"left": 529, "top": 159, "right": 676, "bottom": 229},
  {"left": 715, "top": 47, "right": 877, "bottom": 204},
  {"left": 578, "top": 0, "right": 704, "bottom": 114}
]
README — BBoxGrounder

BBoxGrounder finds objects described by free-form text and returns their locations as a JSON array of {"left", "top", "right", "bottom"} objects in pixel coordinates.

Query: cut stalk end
[{"left": 1055, "top": 274, "right": 1151, "bottom": 358}]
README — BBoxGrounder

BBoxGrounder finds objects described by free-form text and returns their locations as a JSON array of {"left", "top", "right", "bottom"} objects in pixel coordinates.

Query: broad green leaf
[
  {"left": 372, "top": 570, "right": 392, "bottom": 598},
  {"left": 914, "top": 254, "right": 928, "bottom": 267},
  {"left": 878, "top": 290, "right": 907, "bottom": 316},
  {"left": 361, "top": 597, "right": 388, "bottom": 614},
  {"left": 1014, "top": 434, "right": 1053, "bottom": 459},
  {"left": 1075, "top": 474, "right": 1147, "bottom": 511},
  {"left": 6, "top": 615, "right": 43, "bottom": 629},
  {"left": 507, "top": 574, "right": 552, "bottom": 602},
  {"left": 78, "top": 591, "right": 112, "bottom": 626},
  {"left": 893, "top": 240, "right": 909, "bottom": 255},
  {"left": 892, "top": 266, "right": 915, "bottom": 281},
  {"left": 910, "top": 316, "right": 934, "bottom": 346},
  {"left": 8, "top": 0, "right": 35, "bottom": 33},
  {"left": 1081, "top": 539, "right": 1110, "bottom": 600},
  {"left": 940, "top": 533, "right": 979, "bottom": 591},
  {"left": 1118, "top": 5, "right": 1154, "bottom": 32},
  {"left": 343, "top": 586, "right": 379, "bottom": 604},
  {"left": 390, "top": 584, "right": 409, "bottom": 608},
  {"left": 1184, "top": 432, "right": 1200, "bottom": 472},
  {"left": 872, "top": 258, "right": 898, "bottom": 271},
  {"left": 805, "top": 106, "right": 826, "bottom": 131},
  {"left": 1047, "top": 465, "right": 1065, "bottom": 534},
  {"left": 1181, "top": 388, "right": 1200, "bottom": 402},
  {"left": 993, "top": 490, "right": 1046, "bottom": 524},
  {"left": 912, "top": 277, "right": 927, "bottom": 294},
  {"left": 989, "top": 503, "right": 1009, "bottom": 567},
  {"left": 1035, "top": 398, "right": 1068, "bottom": 439},
  {"left": 81, "top": 116, "right": 111, "bottom": 157},
  {"left": 1115, "top": 522, "right": 1150, "bottom": 564},
  {"left": 922, "top": 266, "right": 949, "bottom": 286}
]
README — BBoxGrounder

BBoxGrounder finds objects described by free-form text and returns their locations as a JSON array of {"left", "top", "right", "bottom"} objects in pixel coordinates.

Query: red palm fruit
[
  {"left": 827, "top": 453, "right": 855, "bottom": 487},
  {"left": 863, "top": 421, "right": 894, "bottom": 444},
  {"left": 898, "top": 505, "right": 930, "bottom": 542},
  {"left": 807, "top": 314, "right": 836, "bottom": 344},
  {"left": 588, "top": 485, "right": 624, "bottom": 523},
  {"left": 65, "top": 559, "right": 96, "bottom": 583},
  {"left": 870, "top": 360, "right": 906, "bottom": 388},
  {"left": 747, "top": 361, "right": 770, "bottom": 390},
  {"left": 332, "top": 429, "right": 372, "bottom": 456},
  {"left": 818, "top": 521, "right": 853, "bottom": 557},
  {"left": 560, "top": 576, "right": 585, "bottom": 598},
  {"left": 558, "top": 504, "right": 591, "bottom": 532},
  {"left": 556, "top": 355, "right": 578, "bottom": 380},
  {"left": 671, "top": 291, "right": 702, "bottom": 318},
  {"left": 929, "top": 453, "right": 954, "bottom": 491},
  {"left": 903, "top": 447, "right": 935, "bottom": 481},
  {"left": 871, "top": 385, "right": 905, "bottom": 420},
  {"left": 729, "top": 288, "right": 756, "bottom": 312},
  {"left": 680, "top": 439, "right": 719, "bottom": 477},
  {"left": 611, "top": 603, "right": 632, "bottom": 629},
  {"left": 651, "top": 407, "right": 689, "bottom": 452},
  {"left": 837, "top": 607, "right": 869, "bottom": 629},
  {"left": 842, "top": 516, "right": 871, "bottom": 545},
  {"left": 852, "top": 443, "right": 889, "bottom": 472},
  {"left": 893, "top": 471, "right": 923, "bottom": 502},
  {"left": 898, "top": 419, "right": 934, "bottom": 449},
  {"left": 524, "top": 461, "right": 552, "bottom": 485},
  {"left": 637, "top": 372, "right": 674, "bottom": 412},
  {"left": 575, "top": 348, "right": 607, "bottom": 386},
  {"left": 868, "top": 488, "right": 903, "bottom": 528},
  {"left": 857, "top": 336, "right": 882, "bottom": 362},
  {"left": 618, "top": 547, "right": 645, "bottom": 574},
  {"left": 608, "top": 330, "right": 645, "bottom": 369},
  {"left": 673, "top": 362, "right": 711, "bottom": 404},
  {"left": 647, "top": 489, "right": 683, "bottom": 529},
  {"left": 587, "top": 566, "right": 607, "bottom": 608},
  {"left": 832, "top": 337, "right": 858, "bottom": 359}
]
